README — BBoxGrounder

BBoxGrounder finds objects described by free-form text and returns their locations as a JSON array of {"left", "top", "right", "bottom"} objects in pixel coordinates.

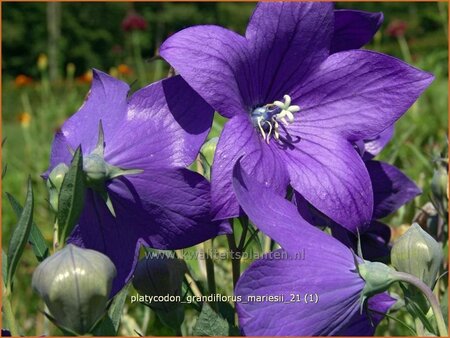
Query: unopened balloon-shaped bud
[
  {"left": 46, "top": 163, "right": 69, "bottom": 212},
  {"left": 132, "top": 254, "right": 187, "bottom": 329},
  {"left": 32, "top": 244, "right": 116, "bottom": 334},
  {"left": 358, "top": 261, "right": 398, "bottom": 304},
  {"left": 132, "top": 253, "right": 187, "bottom": 310},
  {"left": 431, "top": 166, "right": 448, "bottom": 203},
  {"left": 200, "top": 137, "right": 218, "bottom": 167},
  {"left": 391, "top": 223, "right": 443, "bottom": 288}
]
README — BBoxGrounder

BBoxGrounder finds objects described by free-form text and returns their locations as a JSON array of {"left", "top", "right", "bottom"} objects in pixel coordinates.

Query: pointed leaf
[
  {"left": 2, "top": 250, "right": 7, "bottom": 287},
  {"left": 193, "top": 303, "right": 230, "bottom": 336},
  {"left": 6, "top": 192, "right": 49, "bottom": 262},
  {"left": 108, "top": 283, "right": 130, "bottom": 332},
  {"left": 57, "top": 147, "right": 86, "bottom": 245},
  {"left": 6, "top": 177, "right": 34, "bottom": 287}
]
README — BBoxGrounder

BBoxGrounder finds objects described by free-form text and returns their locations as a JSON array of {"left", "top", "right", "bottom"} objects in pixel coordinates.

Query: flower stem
[
  {"left": 227, "top": 219, "right": 240, "bottom": 290},
  {"left": 3, "top": 287, "right": 19, "bottom": 336},
  {"left": 53, "top": 219, "right": 59, "bottom": 252},
  {"left": 397, "top": 35, "right": 412, "bottom": 64},
  {"left": 131, "top": 31, "right": 147, "bottom": 86},
  {"left": 203, "top": 239, "right": 218, "bottom": 311},
  {"left": 394, "top": 271, "right": 448, "bottom": 337}
]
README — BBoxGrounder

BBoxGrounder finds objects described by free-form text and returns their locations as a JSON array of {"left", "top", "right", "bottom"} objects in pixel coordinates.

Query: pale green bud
[
  {"left": 32, "top": 244, "right": 116, "bottom": 334},
  {"left": 200, "top": 137, "right": 218, "bottom": 167},
  {"left": 431, "top": 166, "right": 448, "bottom": 205},
  {"left": 391, "top": 223, "right": 443, "bottom": 288},
  {"left": 46, "top": 163, "right": 69, "bottom": 212}
]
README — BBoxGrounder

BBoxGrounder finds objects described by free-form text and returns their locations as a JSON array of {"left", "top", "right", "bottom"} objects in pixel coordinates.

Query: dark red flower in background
[{"left": 122, "top": 10, "right": 147, "bottom": 32}]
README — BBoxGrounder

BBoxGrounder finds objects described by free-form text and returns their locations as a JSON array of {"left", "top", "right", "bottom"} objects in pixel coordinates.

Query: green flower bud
[
  {"left": 132, "top": 254, "right": 186, "bottom": 309},
  {"left": 46, "top": 163, "right": 69, "bottom": 212},
  {"left": 359, "top": 261, "right": 398, "bottom": 304},
  {"left": 32, "top": 244, "right": 116, "bottom": 334},
  {"left": 391, "top": 223, "right": 443, "bottom": 288},
  {"left": 431, "top": 166, "right": 448, "bottom": 205},
  {"left": 132, "top": 254, "right": 187, "bottom": 329},
  {"left": 200, "top": 137, "right": 218, "bottom": 167}
]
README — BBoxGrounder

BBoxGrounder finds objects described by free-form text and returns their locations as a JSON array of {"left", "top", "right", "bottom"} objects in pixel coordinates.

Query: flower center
[{"left": 250, "top": 95, "right": 300, "bottom": 143}]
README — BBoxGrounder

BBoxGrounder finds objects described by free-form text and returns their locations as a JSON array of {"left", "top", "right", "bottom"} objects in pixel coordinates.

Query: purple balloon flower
[
  {"left": 296, "top": 159, "right": 421, "bottom": 261},
  {"left": 160, "top": 2, "right": 433, "bottom": 233},
  {"left": 232, "top": 162, "right": 395, "bottom": 336},
  {"left": 45, "top": 70, "right": 229, "bottom": 294}
]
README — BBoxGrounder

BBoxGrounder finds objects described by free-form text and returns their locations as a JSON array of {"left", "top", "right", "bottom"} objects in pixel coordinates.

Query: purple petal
[
  {"left": 331, "top": 10, "right": 383, "bottom": 53},
  {"left": 362, "top": 125, "right": 394, "bottom": 160},
  {"left": 245, "top": 2, "right": 333, "bottom": 104},
  {"left": 367, "top": 160, "right": 421, "bottom": 218},
  {"left": 232, "top": 160, "right": 348, "bottom": 255},
  {"left": 337, "top": 292, "right": 396, "bottom": 335},
  {"left": 58, "top": 69, "right": 130, "bottom": 155},
  {"left": 235, "top": 249, "right": 364, "bottom": 336},
  {"left": 105, "top": 75, "right": 214, "bottom": 169},
  {"left": 108, "top": 167, "right": 230, "bottom": 250},
  {"left": 332, "top": 221, "right": 391, "bottom": 262},
  {"left": 281, "top": 131, "right": 373, "bottom": 232},
  {"left": 67, "top": 191, "right": 141, "bottom": 296},
  {"left": 211, "top": 114, "right": 289, "bottom": 220},
  {"left": 291, "top": 50, "right": 434, "bottom": 141},
  {"left": 69, "top": 168, "right": 229, "bottom": 295},
  {"left": 160, "top": 25, "right": 251, "bottom": 118},
  {"left": 45, "top": 131, "right": 73, "bottom": 178}
]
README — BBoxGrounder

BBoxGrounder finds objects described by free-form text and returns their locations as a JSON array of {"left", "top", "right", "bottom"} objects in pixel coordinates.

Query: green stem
[
  {"left": 3, "top": 287, "right": 19, "bottom": 336},
  {"left": 414, "top": 317, "right": 425, "bottom": 336},
  {"left": 203, "top": 240, "right": 217, "bottom": 311},
  {"left": 131, "top": 31, "right": 147, "bottom": 86},
  {"left": 394, "top": 271, "right": 448, "bottom": 336},
  {"left": 227, "top": 220, "right": 240, "bottom": 289},
  {"left": 263, "top": 235, "right": 272, "bottom": 253},
  {"left": 237, "top": 216, "right": 249, "bottom": 251},
  {"left": 397, "top": 35, "right": 412, "bottom": 64},
  {"left": 53, "top": 219, "right": 59, "bottom": 252}
]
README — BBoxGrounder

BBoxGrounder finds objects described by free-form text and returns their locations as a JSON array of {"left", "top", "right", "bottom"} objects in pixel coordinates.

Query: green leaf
[
  {"left": 90, "top": 315, "right": 116, "bottom": 336},
  {"left": 6, "top": 177, "right": 34, "bottom": 287},
  {"left": 108, "top": 283, "right": 130, "bottom": 333},
  {"left": 193, "top": 303, "right": 230, "bottom": 336},
  {"left": 6, "top": 192, "right": 49, "bottom": 262},
  {"left": 57, "top": 147, "right": 86, "bottom": 245},
  {"left": 2, "top": 250, "right": 7, "bottom": 287},
  {"left": 441, "top": 289, "right": 448, "bottom": 326}
]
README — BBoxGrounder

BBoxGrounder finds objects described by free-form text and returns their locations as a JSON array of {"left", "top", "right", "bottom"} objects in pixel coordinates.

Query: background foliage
[{"left": 2, "top": 2, "right": 448, "bottom": 336}]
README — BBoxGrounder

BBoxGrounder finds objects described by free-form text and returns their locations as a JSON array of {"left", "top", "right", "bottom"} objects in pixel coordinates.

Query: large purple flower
[
  {"left": 232, "top": 162, "right": 395, "bottom": 336},
  {"left": 45, "top": 70, "right": 229, "bottom": 294},
  {"left": 160, "top": 2, "right": 433, "bottom": 232}
]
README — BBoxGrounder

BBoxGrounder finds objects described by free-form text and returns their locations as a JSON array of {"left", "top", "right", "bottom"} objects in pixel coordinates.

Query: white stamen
[
  {"left": 288, "top": 105, "right": 300, "bottom": 113},
  {"left": 257, "top": 117, "right": 267, "bottom": 140},
  {"left": 257, "top": 94, "right": 300, "bottom": 143},
  {"left": 266, "top": 121, "right": 273, "bottom": 144}
]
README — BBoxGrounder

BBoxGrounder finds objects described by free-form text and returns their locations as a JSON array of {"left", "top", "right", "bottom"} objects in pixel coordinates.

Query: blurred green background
[{"left": 2, "top": 2, "right": 448, "bottom": 336}]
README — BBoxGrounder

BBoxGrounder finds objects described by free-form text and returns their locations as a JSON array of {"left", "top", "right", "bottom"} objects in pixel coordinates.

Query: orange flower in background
[
  {"left": 18, "top": 112, "right": 32, "bottom": 128},
  {"left": 117, "top": 64, "right": 133, "bottom": 75},
  {"left": 76, "top": 70, "right": 93, "bottom": 84},
  {"left": 14, "top": 74, "right": 33, "bottom": 87}
]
